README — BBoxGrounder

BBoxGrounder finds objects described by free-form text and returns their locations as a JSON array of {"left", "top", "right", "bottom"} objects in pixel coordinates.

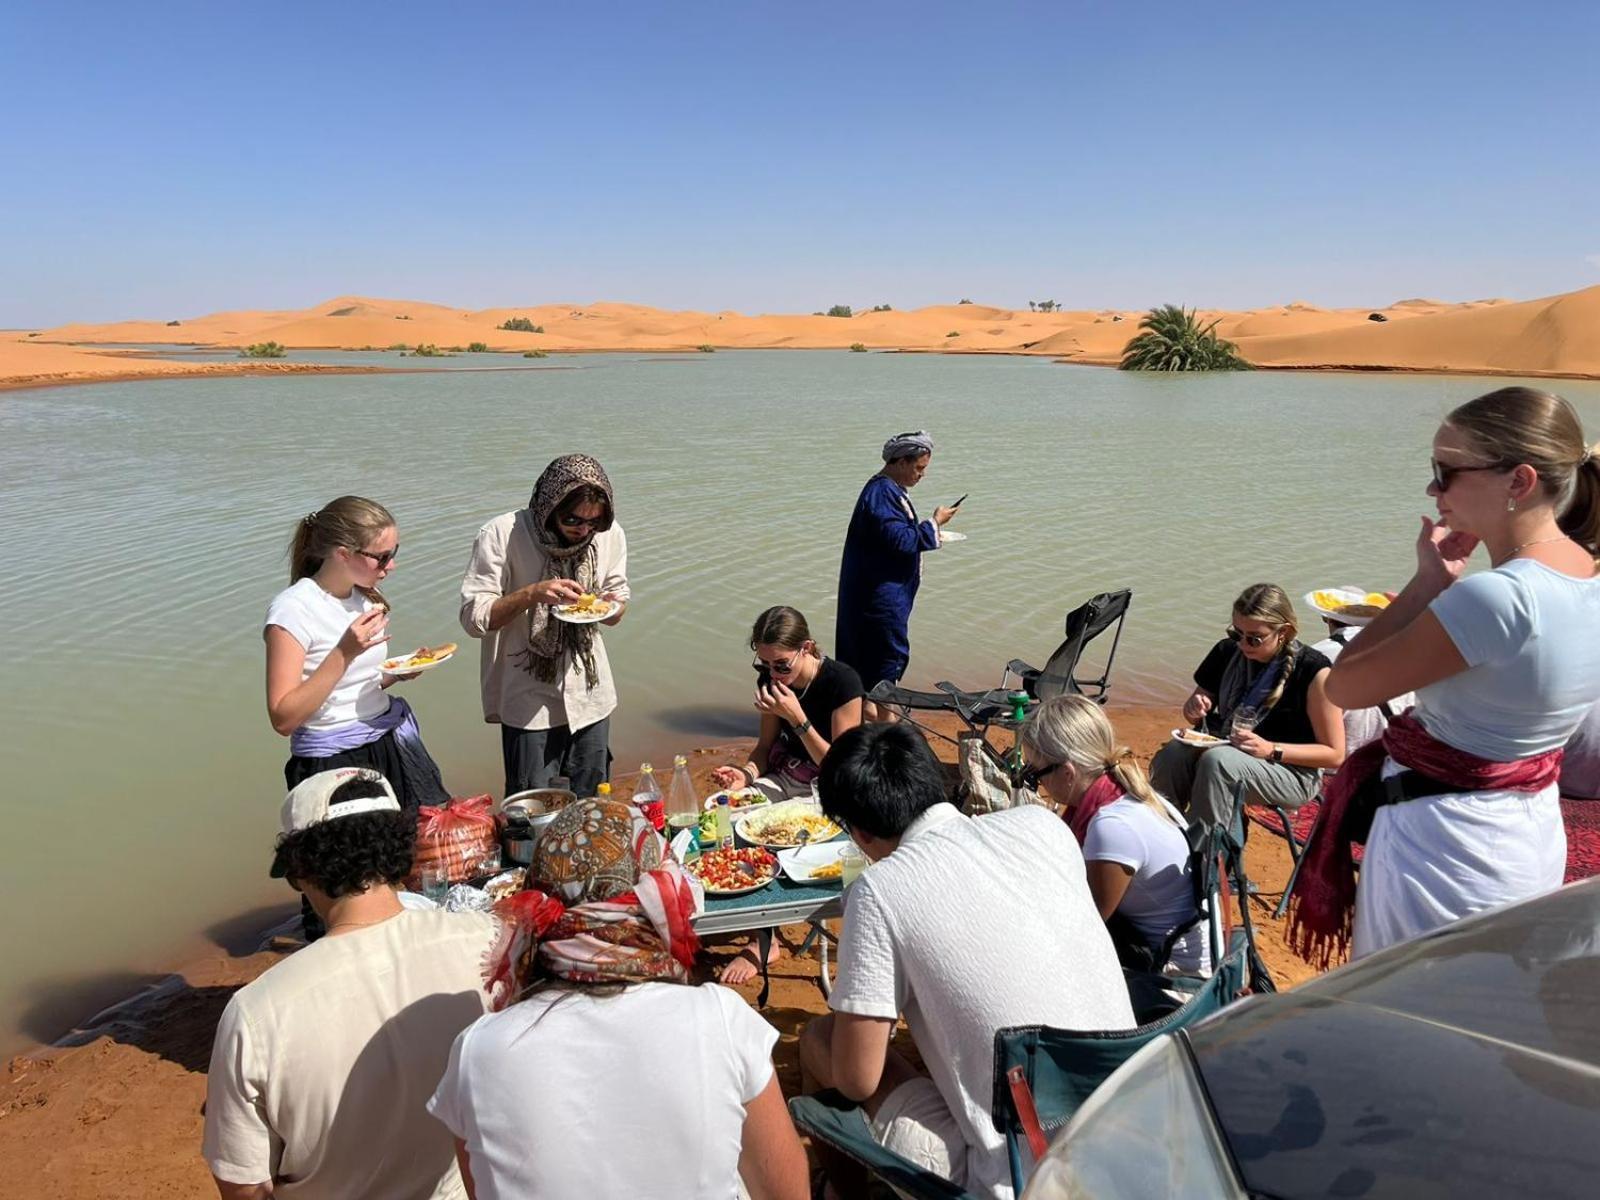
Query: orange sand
[{"left": 6, "top": 285, "right": 1599, "bottom": 390}]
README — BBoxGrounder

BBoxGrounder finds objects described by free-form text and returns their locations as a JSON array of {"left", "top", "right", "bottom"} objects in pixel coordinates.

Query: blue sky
[{"left": 3, "top": 1, "right": 1597, "bottom": 325}]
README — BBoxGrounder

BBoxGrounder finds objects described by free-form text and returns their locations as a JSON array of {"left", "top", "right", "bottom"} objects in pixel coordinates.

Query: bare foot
[{"left": 718, "top": 939, "right": 783, "bottom": 985}]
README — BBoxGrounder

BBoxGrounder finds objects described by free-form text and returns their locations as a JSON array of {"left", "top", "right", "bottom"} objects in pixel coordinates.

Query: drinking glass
[
  {"left": 1230, "top": 706, "right": 1262, "bottom": 737},
  {"left": 840, "top": 843, "right": 867, "bottom": 888},
  {"left": 419, "top": 864, "right": 450, "bottom": 905}
]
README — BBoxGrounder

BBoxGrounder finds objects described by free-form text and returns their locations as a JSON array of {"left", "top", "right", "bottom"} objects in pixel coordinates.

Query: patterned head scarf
[
  {"left": 516, "top": 454, "right": 615, "bottom": 686},
  {"left": 484, "top": 798, "right": 703, "bottom": 1008},
  {"left": 882, "top": 430, "right": 934, "bottom": 462}
]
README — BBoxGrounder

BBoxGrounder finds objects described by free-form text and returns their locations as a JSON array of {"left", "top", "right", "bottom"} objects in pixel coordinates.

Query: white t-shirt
[
  {"left": 1418, "top": 559, "right": 1600, "bottom": 760},
  {"left": 428, "top": 982, "right": 776, "bottom": 1200},
  {"left": 1311, "top": 627, "right": 1415, "bottom": 753},
  {"left": 203, "top": 909, "right": 498, "bottom": 1199},
  {"left": 457, "top": 511, "right": 630, "bottom": 732},
  {"left": 1561, "top": 700, "right": 1600, "bottom": 799},
  {"left": 830, "top": 803, "right": 1133, "bottom": 1200},
  {"left": 264, "top": 576, "right": 391, "bottom": 731},
  {"left": 1081, "top": 796, "right": 1210, "bottom": 974}
]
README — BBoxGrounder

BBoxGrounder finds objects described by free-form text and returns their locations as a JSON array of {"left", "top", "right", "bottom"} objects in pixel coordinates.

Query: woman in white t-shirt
[
  {"left": 265, "top": 495, "right": 447, "bottom": 818},
  {"left": 1299, "top": 387, "right": 1600, "bottom": 962},
  {"left": 428, "top": 797, "right": 808, "bottom": 1200},
  {"left": 1020, "top": 696, "right": 1209, "bottom": 975}
]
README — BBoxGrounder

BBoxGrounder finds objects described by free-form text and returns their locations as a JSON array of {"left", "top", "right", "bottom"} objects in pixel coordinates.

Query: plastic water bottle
[
  {"left": 666, "top": 755, "right": 700, "bottom": 842},
  {"left": 714, "top": 792, "right": 735, "bottom": 847}
]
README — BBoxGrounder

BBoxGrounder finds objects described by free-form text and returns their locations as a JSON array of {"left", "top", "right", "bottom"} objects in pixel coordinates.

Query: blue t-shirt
[{"left": 1417, "top": 559, "right": 1600, "bottom": 760}]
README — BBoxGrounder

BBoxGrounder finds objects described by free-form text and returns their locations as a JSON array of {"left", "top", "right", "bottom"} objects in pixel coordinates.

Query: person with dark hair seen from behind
[
  {"left": 459, "top": 455, "right": 629, "bottom": 799},
  {"left": 265, "top": 495, "right": 450, "bottom": 939},
  {"left": 799, "top": 724, "right": 1131, "bottom": 1199},
  {"left": 202, "top": 768, "right": 499, "bottom": 1200},
  {"left": 427, "top": 796, "right": 808, "bottom": 1200},
  {"left": 1293, "top": 387, "right": 1600, "bottom": 964},
  {"left": 1149, "top": 582, "right": 1345, "bottom": 830},
  {"left": 836, "top": 430, "right": 961, "bottom": 721}
]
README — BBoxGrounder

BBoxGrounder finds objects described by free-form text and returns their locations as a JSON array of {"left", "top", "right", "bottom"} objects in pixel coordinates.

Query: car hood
[{"left": 1187, "top": 879, "right": 1600, "bottom": 1198}]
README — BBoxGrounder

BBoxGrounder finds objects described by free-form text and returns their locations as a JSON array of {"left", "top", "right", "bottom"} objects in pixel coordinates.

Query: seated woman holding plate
[
  {"left": 428, "top": 796, "right": 808, "bottom": 1200},
  {"left": 1021, "top": 696, "right": 1210, "bottom": 975},
  {"left": 712, "top": 606, "right": 865, "bottom": 804},
  {"left": 1149, "top": 582, "right": 1345, "bottom": 829}
]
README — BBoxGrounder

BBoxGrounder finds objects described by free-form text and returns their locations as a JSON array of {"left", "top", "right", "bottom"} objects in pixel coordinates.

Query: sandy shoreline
[
  {"left": 0, "top": 706, "right": 1323, "bottom": 1199},
  {"left": 5, "top": 284, "right": 1598, "bottom": 392}
]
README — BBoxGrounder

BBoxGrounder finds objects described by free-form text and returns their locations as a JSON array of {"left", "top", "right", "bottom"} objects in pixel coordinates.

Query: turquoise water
[{"left": 3, "top": 349, "right": 1597, "bottom": 1051}]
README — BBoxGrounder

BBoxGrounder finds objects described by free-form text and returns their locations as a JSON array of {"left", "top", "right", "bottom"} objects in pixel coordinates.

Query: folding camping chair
[{"left": 870, "top": 589, "right": 1132, "bottom": 756}]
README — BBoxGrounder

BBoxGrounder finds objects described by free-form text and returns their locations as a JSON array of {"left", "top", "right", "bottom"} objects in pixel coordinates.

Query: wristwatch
[
  {"left": 1270, "top": 745, "right": 1285, "bottom": 764},
  {"left": 794, "top": 719, "right": 814, "bottom": 736}
]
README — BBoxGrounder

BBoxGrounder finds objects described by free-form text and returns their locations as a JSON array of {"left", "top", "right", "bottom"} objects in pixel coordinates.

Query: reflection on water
[{"left": 3, "top": 350, "right": 1597, "bottom": 1051}]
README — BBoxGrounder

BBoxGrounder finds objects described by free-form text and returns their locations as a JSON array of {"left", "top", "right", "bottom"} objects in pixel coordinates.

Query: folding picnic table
[{"left": 694, "top": 874, "right": 844, "bottom": 1007}]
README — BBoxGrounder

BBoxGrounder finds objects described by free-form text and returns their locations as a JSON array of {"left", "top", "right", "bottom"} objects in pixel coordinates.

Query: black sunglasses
[
  {"left": 1226, "top": 625, "right": 1275, "bottom": 649},
  {"left": 356, "top": 545, "right": 399, "bottom": 569},
  {"left": 1018, "top": 761, "right": 1066, "bottom": 791},
  {"left": 1430, "top": 458, "right": 1509, "bottom": 491},
  {"left": 752, "top": 655, "right": 799, "bottom": 675}
]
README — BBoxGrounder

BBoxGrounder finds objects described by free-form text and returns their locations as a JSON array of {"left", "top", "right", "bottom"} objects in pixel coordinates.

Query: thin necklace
[{"left": 1497, "top": 533, "right": 1569, "bottom": 565}]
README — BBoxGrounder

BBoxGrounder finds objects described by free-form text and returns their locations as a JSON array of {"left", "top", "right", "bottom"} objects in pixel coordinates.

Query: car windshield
[{"left": 1023, "top": 1035, "right": 1245, "bottom": 1199}]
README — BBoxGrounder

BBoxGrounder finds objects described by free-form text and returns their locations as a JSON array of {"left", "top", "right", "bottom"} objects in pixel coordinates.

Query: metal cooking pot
[{"left": 500, "top": 789, "right": 577, "bottom": 864}]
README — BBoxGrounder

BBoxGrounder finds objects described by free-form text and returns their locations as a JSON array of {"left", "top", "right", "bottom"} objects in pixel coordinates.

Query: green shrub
[
  {"left": 958, "top": 298, "right": 973, "bottom": 305},
  {"left": 395, "top": 314, "right": 411, "bottom": 320},
  {"left": 409, "top": 343, "right": 446, "bottom": 357},
  {"left": 500, "top": 317, "right": 544, "bottom": 333},
  {"left": 1119, "top": 305, "right": 1251, "bottom": 372},
  {"left": 166, "top": 319, "right": 181, "bottom": 326},
  {"left": 697, "top": 344, "right": 716, "bottom": 353},
  {"left": 466, "top": 342, "right": 489, "bottom": 353},
  {"left": 386, "top": 343, "right": 409, "bottom": 351},
  {"left": 240, "top": 342, "right": 286, "bottom": 358},
  {"left": 827, "top": 305, "right": 854, "bottom": 318},
  {"left": 946, "top": 331, "right": 960, "bottom": 337},
  {"left": 523, "top": 349, "right": 548, "bottom": 359},
  {"left": 849, "top": 342, "right": 867, "bottom": 353},
  {"left": 870, "top": 304, "right": 892, "bottom": 312}
]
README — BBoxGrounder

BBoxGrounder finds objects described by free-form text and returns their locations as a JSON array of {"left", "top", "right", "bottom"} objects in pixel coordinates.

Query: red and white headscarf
[{"left": 484, "top": 797, "right": 703, "bottom": 1009}]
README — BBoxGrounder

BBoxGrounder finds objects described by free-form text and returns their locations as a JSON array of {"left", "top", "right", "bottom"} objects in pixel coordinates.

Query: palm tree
[{"left": 1119, "top": 305, "right": 1251, "bottom": 371}]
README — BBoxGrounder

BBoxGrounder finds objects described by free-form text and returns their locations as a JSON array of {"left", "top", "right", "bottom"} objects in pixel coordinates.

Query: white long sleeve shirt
[{"left": 458, "top": 509, "right": 629, "bottom": 732}]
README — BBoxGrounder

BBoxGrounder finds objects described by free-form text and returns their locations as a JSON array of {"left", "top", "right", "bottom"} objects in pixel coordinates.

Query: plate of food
[
  {"left": 1305, "top": 588, "right": 1391, "bottom": 627},
  {"left": 1170, "top": 728, "right": 1226, "bottom": 748},
  {"left": 704, "top": 787, "right": 771, "bottom": 813},
  {"left": 777, "top": 841, "right": 849, "bottom": 885},
  {"left": 735, "top": 803, "right": 843, "bottom": 849},
  {"left": 382, "top": 642, "right": 457, "bottom": 674},
  {"left": 687, "top": 847, "right": 780, "bottom": 896},
  {"left": 939, "top": 529, "right": 967, "bottom": 544},
  {"left": 553, "top": 593, "right": 621, "bottom": 624}
]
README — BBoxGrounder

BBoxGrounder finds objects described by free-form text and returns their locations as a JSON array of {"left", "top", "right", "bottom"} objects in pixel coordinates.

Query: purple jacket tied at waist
[{"left": 291, "top": 697, "right": 448, "bottom": 807}]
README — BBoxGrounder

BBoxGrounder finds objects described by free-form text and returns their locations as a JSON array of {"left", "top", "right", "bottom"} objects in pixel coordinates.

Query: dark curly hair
[{"left": 270, "top": 802, "right": 416, "bottom": 897}]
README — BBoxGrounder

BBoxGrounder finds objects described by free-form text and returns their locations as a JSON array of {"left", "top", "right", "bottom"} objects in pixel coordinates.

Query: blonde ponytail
[
  {"left": 1021, "top": 697, "right": 1177, "bottom": 824},
  {"left": 286, "top": 496, "right": 396, "bottom": 609}
]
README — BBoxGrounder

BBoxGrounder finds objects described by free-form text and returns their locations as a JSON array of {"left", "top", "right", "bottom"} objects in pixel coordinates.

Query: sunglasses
[
  {"left": 1018, "top": 761, "right": 1066, "bottom": 791},
  {"left": 752, "top": 655, "right": 799, "bottom": 676},
  {"left": 1430, "top": 458, "right": 1509, "bottom": 491},
  {"left": 557, "top": 513, "right": 603, "bottom": 530},
  {"left": 355, "top": 545, "right": 399, "bottom": 569},
  {"left": 1226, "top": 625, "right": 1276, "bottom": 649}
]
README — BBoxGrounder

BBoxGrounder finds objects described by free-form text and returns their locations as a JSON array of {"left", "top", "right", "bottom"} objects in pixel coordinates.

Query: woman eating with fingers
[
  {"left": 1148, "top": 583, "right": 1345, "bottom": 830},
  {"left": 713, "top": 606, "right": 865, "bottom": 804},
  {"left": 265, "top": 496, "right": 449, "bottom": 936},
  {"left": 1292, "top": 387, "right": 1600, "bottom": 964}
]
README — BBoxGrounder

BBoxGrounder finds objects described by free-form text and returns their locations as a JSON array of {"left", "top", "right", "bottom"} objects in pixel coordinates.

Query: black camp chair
[{"left": 870, "top": 589, "right": 1132, "bottom": 748}]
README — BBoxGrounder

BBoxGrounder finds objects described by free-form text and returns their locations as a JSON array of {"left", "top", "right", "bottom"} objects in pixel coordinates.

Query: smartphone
[{"left": 951, "top": 493, "right": 968, "bottom": 508}]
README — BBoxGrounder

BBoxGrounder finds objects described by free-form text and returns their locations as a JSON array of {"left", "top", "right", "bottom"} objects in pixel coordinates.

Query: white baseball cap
[{"left": 279, "top": 767, "right": 400, "bottom": 837}]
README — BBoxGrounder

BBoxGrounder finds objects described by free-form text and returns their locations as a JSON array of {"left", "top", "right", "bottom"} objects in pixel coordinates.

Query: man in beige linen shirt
[
  {"left": 459, "top": 454, "right": 629, "bottom": 797},
  {"left": 202, "top": 768, "right": 496, "bottom": 1199}
]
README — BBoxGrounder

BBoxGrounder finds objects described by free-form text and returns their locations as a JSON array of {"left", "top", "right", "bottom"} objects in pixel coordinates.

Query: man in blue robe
[{"left": 836, "top": 430, "right": 961, "bottom": 720}]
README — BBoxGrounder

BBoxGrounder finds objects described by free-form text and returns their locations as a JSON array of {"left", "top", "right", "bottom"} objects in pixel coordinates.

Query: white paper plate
[
  {"left": 381, "top": 647, "right": 456, "bottom": 674},
  {"left": 777, "top": 841, "right": 849, "bottom": 884},
  {"left": 939, "top": 529, "right": 968, "bottom": 543},
  {"left": 1170, "top": 728, "right": 1226, "bottom": 748},
  {"left": 703, "top": 788, "right": 770, "bottom": 812},
  {"left": 1303, "top": 588, "right": 1388, "bottom": 628},
  {"left": 734, "top": 800, "right": 842, "bottom": 849},
  {"left": 688, "top": 850, "right": 781, "bottom": 896},
  {"left": 553, "top": 599, "right": 622, "bottom": 624}
]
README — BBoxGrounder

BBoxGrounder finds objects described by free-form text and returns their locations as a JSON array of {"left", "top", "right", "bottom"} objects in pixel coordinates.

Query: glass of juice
[{"left": 840, "top": 843, "right": 867, "bottom": 888}]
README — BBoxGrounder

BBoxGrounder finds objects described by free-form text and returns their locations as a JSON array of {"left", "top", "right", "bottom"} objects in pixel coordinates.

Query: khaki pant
[{"left": 1149, "top": 741, "right": 1318, "bottom": 828}]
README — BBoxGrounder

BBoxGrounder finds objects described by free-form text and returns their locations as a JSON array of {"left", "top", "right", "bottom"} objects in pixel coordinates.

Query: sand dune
[{"left": 6, "top": 285, "right": 1598, "bottom": 389}]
